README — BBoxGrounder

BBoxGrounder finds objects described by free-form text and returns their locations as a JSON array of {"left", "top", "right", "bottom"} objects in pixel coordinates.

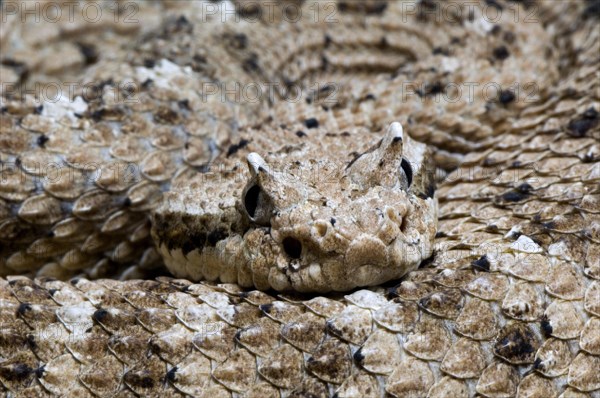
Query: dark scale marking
[
  {"left": 486, "top": 0, "right": 504, "bottom": 10},
  {"left": 296, "top": 130, "right": 307, "bottom": 137},
  {"left": 166, "top": 367, "right": 178, "bottom": 382},
  {"left": 207, "top": 228, "right": 228, "bottom": 246},
  {"left": 424, "top": 180, "right": 435, "bottom": 199},
  {"left": 127, "top": 374, "right": 155, "bottom": 389},
  {"left": 243, "top": 53, "right": 260, "bottom": 73},
  {"left": 37, "top": 134, "right": 49, "bottom": 147},
  {"left": 499, "top": 90, "right": 516, "bottom": 104},
  {"left": 486, "top": 224, "right": 500, "bottom": 233},
  {"left": 17, "top": 303, "right": 32, "bottom": 316},
  {"left": 259, "top": 303, "right": 273, "bottom": 314},
  {"left": 141, "top": 79, "right": 153, "bottom": 89},
  {"left": 178, "top": 99, "right": 190, "bottom": 110},
  {"left": 34, "top": 365, "right": 45, "bottom": 378},
  {"left": 500, "top": 191, "right": 528, "bottom": 202},
  {"left": 325, "top": 320, "right": 341, "bottom": 336},
  {"left": 182, "top": 231, "right": 207, "bottom": 255},
  {"left": 541, "top": 315, "right": 553, "bottom": 337},
  {"left": 93, "top": 309, "right": 109, "bottom": 323},
  {"left": 416, "top": 81, "right": 444, "bottom": 97},
  {"left": 330, "top": 218, "right": 336, "bottom": 226},
  {"left": 77, "top": 42, "right": 98, "bottom": 65},
  {"left": 584, "top": 0, "right": 600, "bottom": 18},
  {"left": 504, "top": 31, "right": 516, "bottom": 44},
  {"left": 143, "top": 59, "right": 156, "bottom": 68},
  {"left": 0, "top": 363, "right": 33, "bottom": 382},
  {"left": 517, "top": 183, "right": 533, "bottom": 193},
  {"left": 27, "top": 335, "right": 37, "bottom": 350},
  {"left": 509, "top": 0, "right": 535, "bottom": 10},
  {"left": 498, "top": 183, "right": 533, "bottom": 203},
  {"left": 353, "top": 348, "right": 365, "bottom": 365},
  {"left": 304, "top": 118, "right": 319, "bottom": 129},
  {"left": 567, "top": 107, "right": 598, "bottom": 137},
  {"left": 154, "top": 107, "right": 179, "bottom": 124},
  {"left": 472, "top": 255, "right": 491, "bottom": 271},
  {"left": 232, "top": 33, "right": 248, "bottom": 50},
  {"left": 494, "top": 324, "right": 539, "bottom": 363},
  {"left": 368, "top": 1, "right": 388, "bottom": 15},
  {"left": 234, "top": 329, "right": 243, "bottom": 343},
  {"left": 226, "top": 139, "right": 250, "bottom": 157},
  {"left": 432, "top": 47, "right": 450, "bottom": 55},
  {"left": 236, "top": 3, "right": 261, "bottom": 19},
  {"left": 493, "top": 45, "right": 510, "bottom": 60}
]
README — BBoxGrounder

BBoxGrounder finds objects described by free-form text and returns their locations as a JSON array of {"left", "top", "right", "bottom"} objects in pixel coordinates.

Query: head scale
[{"left": 152, "top": 122, "right": 437, "bottom": 293}]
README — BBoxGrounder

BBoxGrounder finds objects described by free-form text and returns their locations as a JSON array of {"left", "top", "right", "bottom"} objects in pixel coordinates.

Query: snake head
[
  {"left": 235, "top": 122, "right": 437, "bottom": 292},
  {"left": 153, "top": 122, "right": 437, "bottom": 293}
]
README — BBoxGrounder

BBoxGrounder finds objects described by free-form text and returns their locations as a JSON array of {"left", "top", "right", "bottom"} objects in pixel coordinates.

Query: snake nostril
[
  {"left": 282, "top": 237, "right": 302, "bottom": 259},
  {"left": 244, "top": 184, "right": 261, "bottom": 218}
]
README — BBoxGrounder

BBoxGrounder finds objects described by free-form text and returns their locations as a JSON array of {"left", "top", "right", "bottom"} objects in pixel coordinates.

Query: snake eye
[
  {"left": 242, "top": 182, "right": 274, "bottom": 225},
  {"left": 244, "top": 184, "right": 261, "bottom": 218},
  {"left": 282, "top": 237, "right": 302, "bottom": 259},
  {"left": 401, "top": 158, "right": 413, "bottom": 188}
]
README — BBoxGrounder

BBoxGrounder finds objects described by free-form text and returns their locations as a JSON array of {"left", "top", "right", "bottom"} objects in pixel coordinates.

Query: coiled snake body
[{"left": 0, "top": 0, "right": 599, "bottom": 396}]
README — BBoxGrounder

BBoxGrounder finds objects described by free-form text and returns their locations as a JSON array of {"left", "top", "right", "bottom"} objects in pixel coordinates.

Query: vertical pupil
[
  {"left": 401, "top": 158, "right": 413, "bottom": 187},
  {"left": 244, "top": 185, "right": 261, "bottom": 218}
]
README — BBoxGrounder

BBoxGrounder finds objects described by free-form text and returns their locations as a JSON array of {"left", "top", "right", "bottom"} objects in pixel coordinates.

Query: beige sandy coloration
[
  {"left": 0, "top": 0, "right": 599, "bottom": 397},
  {"left": 153, "top": 121, "right": 437, "bottom": 292}
]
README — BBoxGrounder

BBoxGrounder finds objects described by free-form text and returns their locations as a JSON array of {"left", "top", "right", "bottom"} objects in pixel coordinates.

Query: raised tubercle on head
[
  {"left": 346, "top": 122, "right": 414, "bottom": 191},
  {"left": 242, "top": 152, "right": 306, "bottom": 225}
]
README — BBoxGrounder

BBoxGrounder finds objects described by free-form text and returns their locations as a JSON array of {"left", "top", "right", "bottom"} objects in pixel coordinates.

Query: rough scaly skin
[
  {"left": 153, "top": 121, "right": 437, "bottom": 292},
  {"left": 0, "top": 0, "right": 599, "bottom": 397}
]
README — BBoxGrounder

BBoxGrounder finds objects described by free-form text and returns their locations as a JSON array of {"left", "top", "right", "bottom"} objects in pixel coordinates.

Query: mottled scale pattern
[{"left": 1, "top": 0, "right": 600, "bottom": 397}]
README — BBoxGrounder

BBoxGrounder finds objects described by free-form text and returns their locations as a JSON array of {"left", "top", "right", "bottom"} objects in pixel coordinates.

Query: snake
[{"left": 0, "top": 0, "right": 599, "bottom": 396}]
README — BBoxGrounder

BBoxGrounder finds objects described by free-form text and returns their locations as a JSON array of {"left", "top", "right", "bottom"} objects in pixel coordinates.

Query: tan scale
[{"left": 0, "top": 0, "right": 599, "bottom": 397}]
